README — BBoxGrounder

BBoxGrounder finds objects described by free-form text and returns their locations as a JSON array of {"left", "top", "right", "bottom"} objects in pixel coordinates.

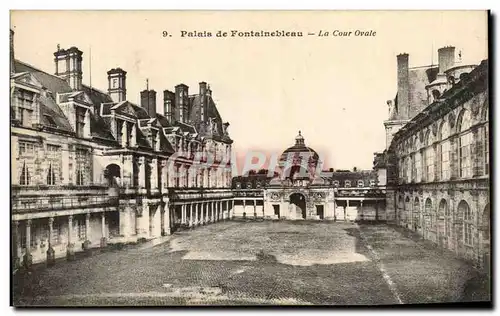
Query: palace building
[
  {"left": 379, "top": 46, "right": 490, "bottom": 271},
  {"left": 232, "top": 132, "right": 386, "bottom": 222},
  {"left": 10, "top": 29, "right": 234, "bottom": 268}
]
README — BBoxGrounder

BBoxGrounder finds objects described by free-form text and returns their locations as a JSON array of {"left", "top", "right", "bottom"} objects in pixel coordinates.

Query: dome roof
[{"left": 279, "top": 131, "right": 319, "bottom": 163}]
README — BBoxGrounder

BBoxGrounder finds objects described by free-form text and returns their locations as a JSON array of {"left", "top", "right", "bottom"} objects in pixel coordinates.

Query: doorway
[
  {"left": 316, "top": 205, "right": 324, "bottom": 220},
  {"left": 290, "top": 193, "right": 307, "bottom": 219}
]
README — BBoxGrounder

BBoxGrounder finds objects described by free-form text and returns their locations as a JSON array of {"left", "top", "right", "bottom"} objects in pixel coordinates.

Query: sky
[{"left": 10, "top": 11, "right": 488, "bottom": 170}]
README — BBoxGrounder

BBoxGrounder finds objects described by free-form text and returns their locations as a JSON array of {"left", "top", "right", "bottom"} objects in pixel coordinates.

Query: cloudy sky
[{"left": 10, "top": 11, "right": 488, "bottom": 170}]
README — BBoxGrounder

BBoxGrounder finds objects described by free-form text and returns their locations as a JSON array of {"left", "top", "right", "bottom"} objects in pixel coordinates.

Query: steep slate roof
[
  {"left": 13, "top": 58, "right": 232, "bottom": 151},
  {"left": 14, "top": 59, "right": 118, "bottom": 142}
]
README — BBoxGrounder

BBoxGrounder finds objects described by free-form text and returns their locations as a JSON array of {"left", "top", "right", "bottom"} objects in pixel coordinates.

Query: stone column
[
  {"left": 333, "top": 201, "right": 338, "bottom": 221},
  {"left": 138, "top": 156, "right": 146, "bottom": 189},
  {"left": 162, "top": 203, "right": 172, "bottom": 235},
  {"left": 231, "top": 200, "right": 234, "bottom": 219},
  {"left": 243, "top": 199, "right": 247, "bottom": 218},
  {"left": 100, "top": 213, "right": 107, "bottom": 247},
  {"left": 23, "top": 220, "right": 33, "bottom": 269},
  {"left": 189, "top": 204, "right": 194, "bottom": 227},
  {"left": 210, "top": 201, "right": 214, "bottom": 223},
  {"left": 67, "top": 215, "right": 75, "bottom": 261},
  {"left": 83, "top": 212, "right": 91, "bottom": 252},
  {"left": 253, "top": 199, "right": 257, "bottom": 218},
  {"left": 345, "top": 200, "right": 349, "bottom": 222},
  {"left": 13, "top": 221, "right": 21, "bottom": 269},
  {"left": 150, "top": 158, "right": 159, "bottom": 192},
  {"left": 206, "top": 202, "right": 210, "bottom": 223},
  {"left": 375, "top": 200, "right": 379, "bottom": 221}
]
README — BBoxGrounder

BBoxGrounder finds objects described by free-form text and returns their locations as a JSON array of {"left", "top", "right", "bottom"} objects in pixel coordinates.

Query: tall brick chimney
[
  {"left": 396, "top": 53, "right": 410, "bottom": 120},
  {"left": 438, "top": 46, "right": 456, "bottom": 74},
  {"left": 140, "top": 89, "right": 157, "bottom": 118},
  {"left": 163, "top": 90, "right": 176, "bottom": 122},
  {"left": 199, "top": 82, "right": 207, "bottom": 122},
  {"left": 107, "top": 68, "right": 127, "bottom": 103},
  {"left": 10, "top": 29, "right": 15, "bottom": 74},
  {"left": 175, "top": 84, "right": 189, "bottom": 123},
  {"left": 54, "top": 46, "right": 83, "bottom": 91}
]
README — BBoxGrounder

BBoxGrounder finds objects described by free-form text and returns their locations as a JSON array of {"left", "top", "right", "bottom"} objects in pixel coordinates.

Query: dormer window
[
  {"left": 357, "top": 180, "right": 364, "bottom": 188},
  {"left": 14, "top": 90, "right": 35, "bottom": 127},
  {"left": 333, "top": 180, "right": 339, "bottom": 187},
  {"left": 344, "top": 180, "right": 351, "bottom": 188},
  {"left": 75, "top": 107, "right": 86, "bottom": 138}
]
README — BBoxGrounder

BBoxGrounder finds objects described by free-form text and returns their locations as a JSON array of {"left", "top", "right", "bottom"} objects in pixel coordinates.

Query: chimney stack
[
  {"left": 175, "top": 84, "right": 189, "bottom": 123},
  {"left": 10, "top": 29, "right": 15, "bottom": 74},
  {"left": 396, "top": 53, "right": 410, "bottom": 120},
  {"left": 199, "top": 81, "right": 207, "bottom": 95},
  {"left": 140, "top": 89, "right": 157, "bottom": 118},
  {"left": 54, "top": 46, "right": 83, "bottom": 91},
  {"left": 163, "top": 90, "right": 176, "bottom": 122},
  {"left": 438, "top": 46, "right": 456, "bottom": 74},
  {"left": 107, "top": 68, "right": 127, "bottom": 103}
]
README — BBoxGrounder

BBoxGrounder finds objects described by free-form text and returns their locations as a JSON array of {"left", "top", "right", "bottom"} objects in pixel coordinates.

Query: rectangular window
[
  {"left": 16, "top": 90, "right": 34, "bottom": 127},
  {"left": 436, "top": 144, "right": 442, "bottom": 181},
  {"left": 425, "top": 147, "right": 435, "bottom": 182},
  {"left": 441, "top": 141, "right": 450, "bottom": 180},
  {"left": 75, "top": 108, "right": 86, "bottom": 138},
  {"left": 18, "top": 141, "right": 35, "bottom": 157},
  {"left": 414, "top": 153, "right": 420, "bottom": 182},
  {"left": 459, "top": 132, "right": 473, "bottom": 178},
  {"left": 75, "top": 148, "right": 91, "bottom": 185}
]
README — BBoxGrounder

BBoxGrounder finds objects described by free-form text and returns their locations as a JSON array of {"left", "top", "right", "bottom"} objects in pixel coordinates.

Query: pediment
[
  {"left": 70, "top": 91, "right": 93, "bottom": 106},
  {"left": 113, "top": 101, "right": 138, "bottom": 118},
  {"left": 12, "top": 72, "right": 43, "bottom": 90}
]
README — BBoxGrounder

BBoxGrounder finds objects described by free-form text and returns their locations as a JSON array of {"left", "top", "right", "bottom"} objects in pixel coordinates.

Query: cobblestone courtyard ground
[{"left": 13, "top": 221, "right": 490, "bottom": 306}]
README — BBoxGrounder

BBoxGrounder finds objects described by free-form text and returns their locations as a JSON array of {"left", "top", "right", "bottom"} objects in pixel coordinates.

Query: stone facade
[
  {"left": 232, "top": 132, "right": 386, "bottom": 222},
  {"left": 11, "top": 30, "right": 234, "bottom": 268},
  {"left": 381, "top": 46, "right": 490, "bottom": 271}
]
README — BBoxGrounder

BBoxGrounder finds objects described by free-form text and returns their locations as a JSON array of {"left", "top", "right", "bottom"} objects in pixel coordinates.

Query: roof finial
[
  {"left": 146, "top": 78, "right": 149, "bottom": 90},
  {"left": 299, "top": 130, "right": 301, "bottom": 136},
  {"left": 57, "top": 43, "right": 61, "bottom": 51}
]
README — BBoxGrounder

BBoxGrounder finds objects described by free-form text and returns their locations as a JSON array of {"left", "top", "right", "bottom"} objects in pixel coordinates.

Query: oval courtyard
[{"left": 14, "top": 220, "right": 489, "bottom": 306}]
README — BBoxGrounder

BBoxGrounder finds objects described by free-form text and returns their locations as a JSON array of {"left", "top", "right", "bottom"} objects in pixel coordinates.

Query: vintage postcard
[{"left": 10, "top": 10, "right": 490, "bottom": 307}]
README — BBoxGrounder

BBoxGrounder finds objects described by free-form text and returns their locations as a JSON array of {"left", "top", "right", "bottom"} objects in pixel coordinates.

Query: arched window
[
  {"left": 424, "top": 130, "right": 435, "bottom": 182},
  {"left": 458, "top": 200, "right": 473, "bottom": 246},
  {"left": 439, "top": 199, "right": 451, "bottom": 237},
  {"left": 432, "top": 89, "right": 441, "bottom": 101},
  {"left": 47, "top": 163, "right": 56, "bottom": 185},
  {"left": 425, "top": 198, "right": 434, "bottom": 231},
  {"left": 457, "top": 109, "right": 473, "bottom": 178},
  {"left": 19, "top": 161, "right": 31, "bottom": 186},
  {"left": 415, "top": 151, "right": 422, "bottom": 182},
  {"left": 413, "top": 197, "right": 420, "bottom": 231},
  {"left": 478, "top": 105, "right": 489, "bottom": 176},
  {"left": 437, "top": 121, "right": 450, "bottom": 180}
]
